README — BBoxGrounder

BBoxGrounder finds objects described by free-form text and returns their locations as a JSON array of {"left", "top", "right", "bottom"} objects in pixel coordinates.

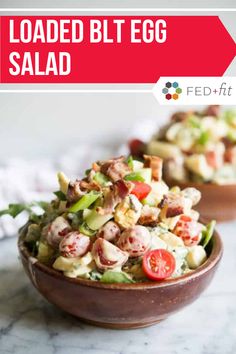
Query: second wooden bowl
[{"left": 168, "top": 181, "right": 236, "bottom": 222}]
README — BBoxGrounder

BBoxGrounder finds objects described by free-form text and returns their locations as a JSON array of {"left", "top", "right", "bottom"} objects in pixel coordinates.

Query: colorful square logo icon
[{"left": 162, "top": 82, "right": 182, "bottom": 100}]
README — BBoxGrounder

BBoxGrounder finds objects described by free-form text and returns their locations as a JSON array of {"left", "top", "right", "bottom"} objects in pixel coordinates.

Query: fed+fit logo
[
  {"left": 155, "top": 78, "right": 235, "bottom": 104},
  {"left": 162, "top": 81, "right": 182, "bottom": 100}
]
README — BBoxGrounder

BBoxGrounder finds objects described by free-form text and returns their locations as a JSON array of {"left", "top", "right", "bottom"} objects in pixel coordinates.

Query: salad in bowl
[
  {"left": 130, "top": 106, "right": 236, "bottom": 185},
  {"left": 2, "top": 155, "right": 215, "bottom": 284}
]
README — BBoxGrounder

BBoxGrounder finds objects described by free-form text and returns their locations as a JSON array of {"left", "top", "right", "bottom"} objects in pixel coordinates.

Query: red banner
[{"left": 0, "top": 16, "right": 235, "bottom": 83}]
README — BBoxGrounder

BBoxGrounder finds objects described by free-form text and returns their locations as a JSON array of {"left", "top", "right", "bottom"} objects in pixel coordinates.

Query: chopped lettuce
[
  {"left": 227, "top": 128, "right": 236, "bottom": 143},
  {"left": 93, "top": 172, "right": 110, "bottom": 186},
  {"left": 201, "top": 220, "right": 216, "bottom": 248},
  {"left": 223, "top": 110, "right": 236, "bottom": 126},
  {"left": 100, "top": 271, "right": 134, "bottom": 284},
  {"left": 24, "top": 224, "right": 41, "bottom": 242},
  {"left": 37, "top": 241, "right": 55, "bottom": 264},
  {"left": 124, "top": 172, "right": 145, "bottom": 182},
  {"left": 187, "top": 115, "right": 202, "bottom": 129},
  {"left": 197, "top": 130, "right": 210, "bottom": 146},
  {"left": 126, "top": 155, "right": 134, "bottom": 168},
  {"left": 85, "top": 209, "right": 113, "bottom": 230},
  {"left": 68, "top": 211, "right": 83, "bottom": 228},
  {"left": 89, "top": 270, "right": 102, "bottom": 281},
  {"left": 0, "top": 203, "right": 26, "bottom": 218},
  {"left": 79, "top": 222, "right": 97, "bottom": 236},
  {"left": 85, "top": 168, "right": 92, "bottom": 176},
  {"left": 68, "top": 191, "right": 101, "bottom": 213},
  {"left": 53, "top": 190, "right": 67, "bottom": 201},
  {"left": 0, "top": 201, "right": 48, "bottom": 220},
  {"left": 125, "top": 168, "right": 152, "bottom": 183}
]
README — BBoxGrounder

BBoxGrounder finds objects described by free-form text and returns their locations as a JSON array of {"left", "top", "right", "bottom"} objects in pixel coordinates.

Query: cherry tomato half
[
  {"left": 174, "top": 215, "right": 202, "bottom": 246},
  {"left": 205, "top": 151, "right": 220, "bottom": 169},
  {"left": 142, "top": 249, "right": 176, "bottom": 281},
  {"left": 128, "top": 139, "right": 145, "bottom": 157},
  {"left": 130, "top": 181, "right": 151, "bottom": 200}
]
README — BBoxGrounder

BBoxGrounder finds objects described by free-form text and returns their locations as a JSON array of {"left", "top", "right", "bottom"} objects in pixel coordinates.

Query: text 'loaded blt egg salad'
[
  {"left": 0, "top": 155, "right": 215, "bottom": 283},
  {"left": 130, "top": 106, "right": 236, "bottom": 185}
]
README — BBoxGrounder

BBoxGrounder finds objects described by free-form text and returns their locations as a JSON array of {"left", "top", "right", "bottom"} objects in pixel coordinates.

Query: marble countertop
[{"left": 0, "top": 222, "right": 236, "bottom": 354}]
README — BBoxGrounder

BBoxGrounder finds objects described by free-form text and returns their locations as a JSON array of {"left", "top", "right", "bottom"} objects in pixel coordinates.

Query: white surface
[
  {"left": 0, "top": 93, "right": 159, "bottom": 159},
  {"left": 1, "top": 0, "right": 236, "bottom": 9},
  {"left": 0, "top": 95, "right": 236, "bottom": 160},
  {"left": 0, "top": 221, "right": 235, "bottom": 354}
]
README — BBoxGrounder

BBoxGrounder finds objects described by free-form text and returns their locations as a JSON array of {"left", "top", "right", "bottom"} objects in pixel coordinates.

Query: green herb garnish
[
  {"left": 53, "top": 190, "right": 67, "bottom": 201},
  {"left": 0, "top": 201, "right": 48, "bottom": 219}
]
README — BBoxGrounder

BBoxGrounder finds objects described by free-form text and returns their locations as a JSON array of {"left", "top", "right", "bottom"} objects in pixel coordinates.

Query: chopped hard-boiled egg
[
  {"left": 57, "top": 172, "right": 70, "bottom": 194},
  {"left": 186, "top": 246, "right": 207, "bottom": 269},
  {"left": 185, "top": 154, "right": 214, "bottom": 180},
  {"left": 159, "top": 231, "right": 185, "bottom": 248},
  {"left": 53, "top": 252, "right": 95, "bottom": 278}
]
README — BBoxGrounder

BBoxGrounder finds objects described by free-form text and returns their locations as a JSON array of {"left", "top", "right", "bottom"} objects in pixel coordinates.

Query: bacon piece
[
  {"left": 116, "top": 179, "right": 132, "bottom": 198},
  {"left": 100, "top": 156, "right": 131, "bottom": 182},
  {"left": 97, "top": 180, "right": 132, "bottom": 215},
  {"left": 67, "top": 177, "right": 101, "bottom": 203},
  {"left": 159, "top": 193, "right": 192, "bottom": 219},
  {"left": 158, "top": 195, "right": 168, "bottom": 209},
  {"left": 171, "top": 111, "right": 189, "bottom": 122},
  {"left": 166, "top": 205, "right": 184, "bottom": 218},
  {"left": 222, "top": 137, "right": 234, "bottom": 149},
  {"left": 204, "top": 105, "right": 220, "bottom": 117},
  {"left": 138, "top": 205, "right": 160, "bottom": 226},
  {"left": 92, "top": 238, "right": 128, "bottom": 270},
  {"left": 144, "top": 154, "right": 163, "bottom": 181},
  {"left": 80, "top": 180, "right": 101, "bottom": 192},
  {"left": 80, "top": 168, "right": 102, "bottom": 191},
  {"left": 92, "top": 162, "right": 101, "bottom": 172},
  {"left": 67, "top": 180, "right": 85, "bottom": 203},
  {"left": 224, "top": 146, "right": 236, "bottom": 164}
]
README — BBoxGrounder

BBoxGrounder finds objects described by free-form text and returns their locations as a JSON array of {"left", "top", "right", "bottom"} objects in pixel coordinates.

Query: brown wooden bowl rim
[
  {"left": 168, "top": 180, "right": 236, "bottom": 189},
  {"left": 18, "top": 221, "right": 223, "bottom": 291}
]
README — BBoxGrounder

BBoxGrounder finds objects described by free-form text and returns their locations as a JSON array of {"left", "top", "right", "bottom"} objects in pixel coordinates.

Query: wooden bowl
[
  {"left": 168, "top": 181, "right": 236, "bottom": 222},
  {"left": 18, "top": 229, "right": 223, "bottom": 329}
]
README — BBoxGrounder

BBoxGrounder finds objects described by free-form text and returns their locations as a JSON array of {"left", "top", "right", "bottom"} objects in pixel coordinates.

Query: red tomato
[
  {"left": 130, "top": 181, "right": 151, "bottom": 200},
  {"left": 174, "top": 215, "right": 202, "bottom": 246},
  {"left": 205, "top": 151, "right": 221, "bottom": 169},
  {"left": 128, "top": 139, "right": 145, "bottom": 157},
  {"left": 224, "top": 146, "right": 236, "bottom": 164},
  {"left": 142, "top": 249, "right": 176, "bottom": 281}
]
